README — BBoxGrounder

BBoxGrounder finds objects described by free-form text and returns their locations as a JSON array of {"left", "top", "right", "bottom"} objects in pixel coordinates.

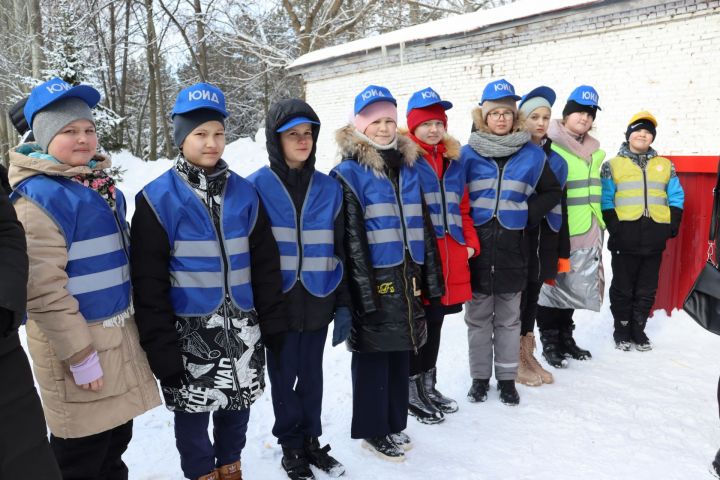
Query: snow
[
  {"left": 23, "top": 145, "right": 720, "bottom": 479},
  {"left": 289, "top": 0, "right": 602, "bottom": 70}
]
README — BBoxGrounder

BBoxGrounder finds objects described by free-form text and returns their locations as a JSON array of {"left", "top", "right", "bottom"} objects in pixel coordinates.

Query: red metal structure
[{"left": 652, "top": 155, "right": 719, "bottom": 316}]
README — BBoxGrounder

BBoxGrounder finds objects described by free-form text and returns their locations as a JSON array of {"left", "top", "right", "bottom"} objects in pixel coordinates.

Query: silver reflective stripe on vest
[
  {"left": 67, "top": 265, "right": 129, "bottom": 295},
  {"left": 449, "top": 213, "right": 463, "bottom": 226},
  {"left": 590, "top": 178, "right": 601, "bottom": 187},
  {"left": 271, "top": 226, "right": 296, "bottom": 243},
  {"left": 502, "top": 179, "right": 535, "bottom": 197},
  {"left": 566, "top": 179, "right": 589, "bottom": 189},
  {"left": 430, "top": 213, "right": 443, "bottom": 226},
  {"left": 367, "top": 228, "right": 403, "bottom": 244},
  {"left": 280, "top": 256, "right": 296, "bottom": 270},
  {"left": 616, "top": 181, "right": 644, "bottom": 191},
  {"left": 550, "top": 204, "right": 562, "bottom": 215},
  {"left": 469, "top": 178, "right": 496, "bottom": 191},
  {"left": 170, "top": 271, "right": 223, "bottom": 288},
  {"left": 424, "top": 191, "right": 442, "bottom": 207},
  {"left": 403, "top": 203, "right": 423, "bottom": 218},
  {"left": 173, "top": 240, "right": 218, "bottom": 258},
  {"left": 445, "top": 191, "right": 461, "bottom": 204},
  {"left": 614, "top": 197, "right": 642, "bottom": 207},
  {"left": 366, "top": 203, "right": 400, "bottom": 218},
  {"left": 225, "top": 237, "right": 249, "bottom": 256},
  {"left": 498, "top": 200, "right": 526, "bottom": 211},
  {"left": 566, "top": 197, "right": 590, "bottom": 206},
  {"left": 647, "top": 196, "right": 668, "bottom": 206},
  {"left": 302, "top": 256, "right": 337, "bottom": 272},
  {"left": 303, "top": 229, "right": 333, "bottom": 244},
  {"left": 647, "top": 181, "right": 667, "bottom": 191},
  {"left": 68, "top": 233, "right": 123, "bottom": 261},
  {"left": 471, "top": 196, "right": 496, "bottom": 209},
  {"left": 228, "top": 267, "right": 251, "bottom": 286},
  {"left": 589, "top": 194, "right": 601, "bottom": 203},
  {"left": 406, "top": 227, "right": 424, "bottom": 243}
]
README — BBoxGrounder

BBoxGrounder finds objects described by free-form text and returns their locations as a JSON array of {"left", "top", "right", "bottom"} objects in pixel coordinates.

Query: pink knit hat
[{"left": 354, "top": 101, "right": 397, "bottom": 134}]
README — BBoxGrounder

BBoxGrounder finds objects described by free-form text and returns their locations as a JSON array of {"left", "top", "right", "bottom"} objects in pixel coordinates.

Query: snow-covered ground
[{"left": 25, "top": 141, "right": 720, "bottom": 479}]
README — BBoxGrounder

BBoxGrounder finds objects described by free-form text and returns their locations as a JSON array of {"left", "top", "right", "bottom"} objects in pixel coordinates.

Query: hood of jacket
[
  {"left": 265, "top": 99, "right": 320, "bottom": 177},
  {"left": 8, "top": 143, "right": 112, "bottom": 188},
  {"left": 335, "top": 124, "right": 421, "bottom": 174}
]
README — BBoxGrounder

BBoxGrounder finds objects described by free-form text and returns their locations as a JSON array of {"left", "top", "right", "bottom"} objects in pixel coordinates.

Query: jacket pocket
[{"left": 63, "top": 324, "right": 129, "bottom": 403}]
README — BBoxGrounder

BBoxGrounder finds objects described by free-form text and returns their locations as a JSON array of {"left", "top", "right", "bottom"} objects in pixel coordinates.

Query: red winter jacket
[{"left": 409, "top": 133, "right": 480, "bottom": 307}]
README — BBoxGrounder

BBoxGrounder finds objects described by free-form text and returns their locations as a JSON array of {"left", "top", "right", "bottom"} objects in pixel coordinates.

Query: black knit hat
[
  {"left": 625, "top": 119, "right": 656, "bottom": 142},
  {"left": 562, "top": 100, "right": 597, "bottom": 119},
  {"left": 173, "top": 108, "right": 225, "bottom": 148}
]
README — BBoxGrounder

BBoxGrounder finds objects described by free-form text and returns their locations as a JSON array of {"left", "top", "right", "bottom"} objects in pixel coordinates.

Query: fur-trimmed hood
[
  {"left": 399, "top": 127, "right": 461, "bottom": 161},
  {"left": 471, "top": 106, "right": 523, "bottom": 134},
  {"left": 335, "top": 124, "right": 421, "bottom": 174}
]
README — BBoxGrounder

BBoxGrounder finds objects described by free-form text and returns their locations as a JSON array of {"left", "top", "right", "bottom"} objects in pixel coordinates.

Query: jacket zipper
[
  {"left": 393, "top": 170, "right": 417, "bottom": 353},
  {"left": 438, "top": 150, "right": 450, "bottom": 300},
  {"left": 490, "top": 160, "right": 504, "bottom": 292},
  {"left": 641, "top": 163, "right": 649, "bottom": 217}
]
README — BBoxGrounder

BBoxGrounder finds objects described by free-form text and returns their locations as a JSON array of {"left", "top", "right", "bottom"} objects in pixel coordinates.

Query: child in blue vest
[
  {"left": 248, "top": 98, "right": 350, "bottom": 480},
  {"left": 331, "top": 85, "right": 444, "bottom": 462},
  {"left": 130, "top": 83, "right": 286, "bottom": 480},
  {"left": 462, "top": 79, "right": 561, "bottom": 406},
  {"left": 8, "top": 77, "right": 161, "bottom": 478}
]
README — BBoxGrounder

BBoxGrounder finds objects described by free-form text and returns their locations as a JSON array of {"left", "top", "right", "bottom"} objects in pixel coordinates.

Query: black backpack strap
[{"left": 710, "top": 159, "right": 720, "bottom": 262}]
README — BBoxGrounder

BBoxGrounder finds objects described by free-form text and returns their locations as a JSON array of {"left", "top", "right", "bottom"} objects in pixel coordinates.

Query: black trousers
[
  {"left": 351, "top": 351, "right": 409, "bottom": 439},
  {"left": 536, "top": 305, "right": 575, "bottom": 332},
  {"left": 267, "top": 327, "right": 327, "bottom": 448},
  {"left": 51, "top": 420, "right": 133, "bottom": 480},
  {"left": 0, "top": 334, "right": 61, "bottom": 479},
  {"left": 520, "top": 280, "right": 542, "bottom": 335},
  {"left": 609, "top": 252, "right": 662, "bottom": 342},
  {"left": 409, "top": 305, "right": 445, "bottom": 376}
]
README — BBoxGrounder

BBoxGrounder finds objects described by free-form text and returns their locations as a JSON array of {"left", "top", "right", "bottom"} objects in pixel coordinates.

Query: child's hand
[{"left": 80, "top": 377, "right": 104, "bottom": 391}]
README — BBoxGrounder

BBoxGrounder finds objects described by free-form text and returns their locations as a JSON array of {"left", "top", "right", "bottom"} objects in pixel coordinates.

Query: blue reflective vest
[
  {"left": 141, "top": 169, "right": 257, "bottom": 316},
  {"left": 415, "top": 157, "right": 466, "bottom": 245},
  {"left": 463, "top": 142, "right": 546, "bottom": 230},
  {"left": 331, "top": 160, "right": 425, "bottom": 267},
  {"left": 545, "top": 149, "right": 568, "bottom": 232},
  {"left": 11, "top": 175, "right": 131, "bottom": 323},
  {"left": 248, "top": 166, "right": 343, "bottom": 297}
]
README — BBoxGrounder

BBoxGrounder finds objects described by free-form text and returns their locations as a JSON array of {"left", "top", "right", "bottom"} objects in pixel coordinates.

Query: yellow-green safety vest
[
  {"left": 608, "top": 155, "right": 671, "bottom": 223},
  {"left": 551, "top": 143, "right": 605, "bottom": 236}
]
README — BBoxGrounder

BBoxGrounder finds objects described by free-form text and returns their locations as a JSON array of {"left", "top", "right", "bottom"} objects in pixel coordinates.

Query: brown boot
[
  {"left": 217, "top": 460, "right": 242, "bottom": 480},
  {"left": 197, "top": 470, "right": 219, "bottom": 480},
  {"left": 516, "top": 335, "right": 542, "bottom": 386},
  {"left": 524, "top": 332, "right": 554, "bottom": 384}
]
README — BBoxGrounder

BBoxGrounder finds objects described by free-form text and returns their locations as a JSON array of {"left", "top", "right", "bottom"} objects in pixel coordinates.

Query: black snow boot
[
  {"left": 304, "top": 437, "right": 345, "bottom": 478},
  {"left": 422, "top": 367, "right": 458, "bottom": 413},
  {"left": 631, "top": 313, "right": 652, "bottom": 351},
  {"left": 558, "top": 324, "right": 592, "bottom": 360},
  {"left": 712, "top": 448, "right": 720, "bottom": 478},
  {"left": 497, "top": 379, "right": 520, "bottom": 406},
  {"left": 281, "top": 447, "right": 315, "bottom": 480},
  {"left": 361, "top": 436, "right": 405, "bottom": 462},
  {"left": 467, "top": 378, "right": 490, "bottom": 403},
  {"left": 539, "top": 329, "right": 568, "bottom": 368},
  {"left": 408, "top": 374, "right": 444, "bottom": 424}
]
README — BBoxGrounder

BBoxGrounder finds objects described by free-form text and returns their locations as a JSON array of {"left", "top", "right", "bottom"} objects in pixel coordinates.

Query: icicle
[{"left": 381, "top": 44, "right": 387, "bottom": 61}]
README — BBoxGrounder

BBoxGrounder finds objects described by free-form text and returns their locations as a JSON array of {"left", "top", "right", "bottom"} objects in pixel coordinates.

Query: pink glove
[{"left": 70, "top": 350, "right": 103, "bottom": 385}]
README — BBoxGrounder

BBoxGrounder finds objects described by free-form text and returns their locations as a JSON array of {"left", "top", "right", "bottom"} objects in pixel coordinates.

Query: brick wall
[{"left": 295, "top": 0, "right": 720, "bottom": 173}]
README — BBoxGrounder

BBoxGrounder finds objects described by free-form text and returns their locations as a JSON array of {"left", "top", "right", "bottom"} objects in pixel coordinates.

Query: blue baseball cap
[
  {"left": 276, "top": 116, "right": 320, "bottom": 133},
  {"left": 354, "top": 85, "right": 396, "bottom": 115},
  {"left": 519, "top": 86, "right": 556, "bottom": 110},
  {"left": 172, "top": 82, "right": 228, "bottom": 118},
  {"left": 406, "top": 87, "right": 453, "bottom": 115},
  {"left": 24, "top": 77, "right": 101, "bottom": 128},
  {"left": 480, "top": 78, "right": 521, "bottom": 104},
  {"left": 567, "top": 85, "right": 601, "bottom": 110}
]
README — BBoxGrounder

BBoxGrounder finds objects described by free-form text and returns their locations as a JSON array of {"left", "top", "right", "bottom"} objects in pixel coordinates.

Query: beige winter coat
[{"left": 9, "top": 148, "right": 160, "bottom": 439}]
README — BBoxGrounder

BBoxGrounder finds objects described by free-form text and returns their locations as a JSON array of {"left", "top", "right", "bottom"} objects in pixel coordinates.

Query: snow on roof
[{"left": 289, "top": 0, "right": 602, "bottom": 70}]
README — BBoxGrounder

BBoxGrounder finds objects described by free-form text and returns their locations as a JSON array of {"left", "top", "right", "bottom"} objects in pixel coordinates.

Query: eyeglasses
[{"left": 487, "top": 111, "right": 514, "bottom": 120}]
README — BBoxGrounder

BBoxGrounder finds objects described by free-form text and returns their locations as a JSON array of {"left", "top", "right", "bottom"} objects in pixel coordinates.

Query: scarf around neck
[
  {"left": 468, "top": 130, "right": 530, "bottom": 158},
  {"left": 547, "top": 119, "right": 600, "bottom": 162}
]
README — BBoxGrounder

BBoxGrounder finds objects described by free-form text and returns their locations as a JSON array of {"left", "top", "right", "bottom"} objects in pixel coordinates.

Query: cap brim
[
  {"left": 172, "top": 104, "right": 228, "bottom": 118},
  {"left": 519, "top": 86, "right": 556, "bottom": 109},
  {"left": 26, "top": 84, "right": 101, "bottom": 126},
  {"left": 276, "top": 116, "right": 320, "bottom": 133},
  {"left": 480, "top": 94, "right": 521, "bottom": 105},
  {"left": 360, "top": 96, "right": 397, "bottom": 113}
]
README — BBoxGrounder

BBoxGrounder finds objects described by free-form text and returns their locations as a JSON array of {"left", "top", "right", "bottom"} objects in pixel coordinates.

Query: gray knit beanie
[
  {"left": 33, "top": 97, "right": 95, "bottom": 152},
  {"left": 173, "top": 108, "right": 225, "bottom": 149}
]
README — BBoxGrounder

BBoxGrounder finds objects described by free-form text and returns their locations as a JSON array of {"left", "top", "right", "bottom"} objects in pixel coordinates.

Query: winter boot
[
  {"left": 615, "top": 340, "right": 632, "bottom": 351},
  {"left": 516, "top": 335, "right": 542, "bottom": 386},
  {"left": 304, "top": 437, "right": 345, "bottom": 478},
  {"left": 422, "top": 367, "right": 459, "bottom": 413},
  {"left": 197, "top": 471, "right": 219, "bottom": 480},
  {"left": 361, "top": 436, "right": 405, "bottom": 462},
  {"left": 539, "top": 329, "right": 568, "bottom": 368},
  {"left": 523, "top": 332, "right": 553, "bottom": 384},
  {"left": 281, "top": 447, "right": 315, "bottom": 480},
  {"left": 467, "top": 378, "right": 490, "bottom": 403},
  {"left": 217, "top": 461, "right": 242, "bottom": 480},
  {"left": 497, "top": 379, "right": 520, "bottom": 406},
  {"left": 388, "top": 431, "right": 412, "bottom": 451},
  {"left": 631, "top": 314, "right": 652, "bottom": 351},
  {"left": 712, "top": 448, "right": 720, "bottom": 478},
  {"left": 558, "top": 324, "right": 592, "bottom": 360},
  {"left": 408, "top": 374, "right": 444, "bottom": 424}
]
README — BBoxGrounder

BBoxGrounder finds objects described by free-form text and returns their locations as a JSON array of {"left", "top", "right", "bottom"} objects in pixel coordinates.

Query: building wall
[{"left": 297, "top": 0, "right": 720, "bottom": 173}]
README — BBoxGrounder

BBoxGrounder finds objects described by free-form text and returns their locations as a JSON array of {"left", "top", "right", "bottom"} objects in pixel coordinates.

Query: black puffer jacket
[
  {"left": 333, "top": 126, "right": 444, "bottom": 353},
  {"left": 262, "top": 99, "right": 350, "bottom": 332},
  {"left": 0, "top": 183, "right": 28, "bottom": 353},
  {"left": 469, "top": 151, "right": 562, "bottom": 294}
]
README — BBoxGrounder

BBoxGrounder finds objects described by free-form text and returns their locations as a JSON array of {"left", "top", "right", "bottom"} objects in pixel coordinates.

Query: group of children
[{"left": 0, "top": 75, "right": 683, "bottom": 480}]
